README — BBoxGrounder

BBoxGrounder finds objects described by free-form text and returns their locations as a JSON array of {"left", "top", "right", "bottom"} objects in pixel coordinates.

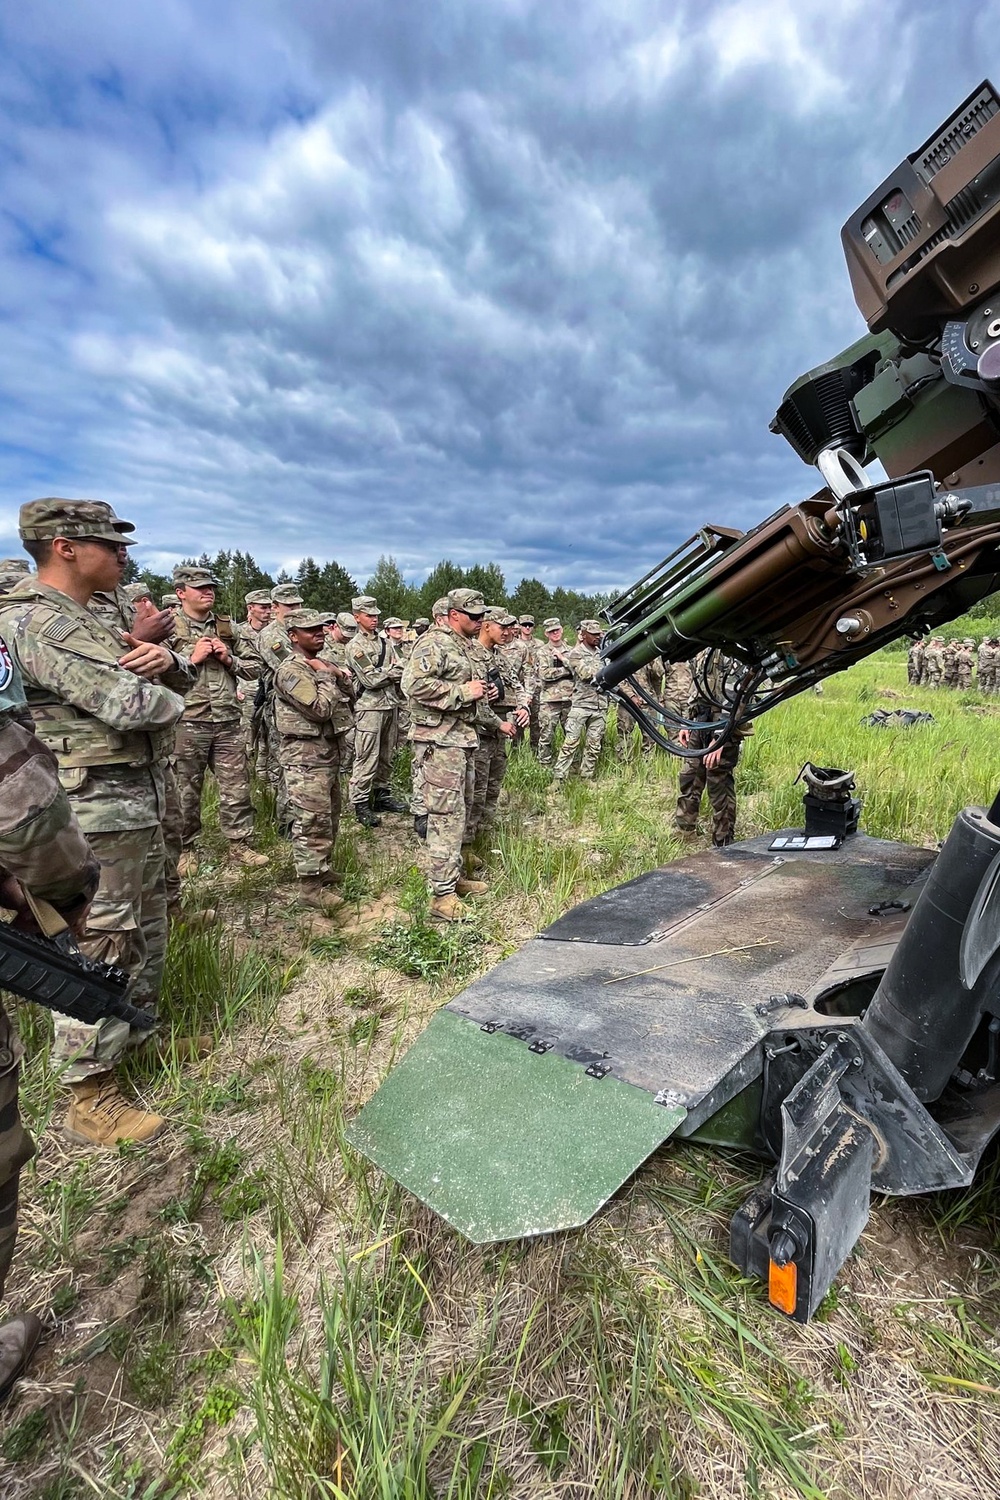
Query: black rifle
[{"left": 0, "top": 899, "right": 155, "bottom": 1030}]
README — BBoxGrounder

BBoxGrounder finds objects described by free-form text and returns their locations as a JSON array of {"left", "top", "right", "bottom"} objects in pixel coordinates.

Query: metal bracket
[
  {"left": 585, "top": 1061, "right": 612, "bottom": 1079},
  {"left": 480, "top": 1021, "right": 500, "bottom": 1034},
  {"left": 528, "top": 1039, "right": 553, "bottom": 1055}
]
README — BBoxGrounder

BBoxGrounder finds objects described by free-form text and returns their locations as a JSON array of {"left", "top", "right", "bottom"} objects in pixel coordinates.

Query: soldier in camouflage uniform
[
  {"left": 0, "top": 645, "right": 100, "bottom": 1397},
  {"left": 273, "top": 610, "right": 353, "bottom": 904},
  {"left": 0, "top": 559, "right": 31, "bottom": 595},
  {"left": 409, "top": 598, "right": 451, "bottom": 838},
  {"left": 320, "top": 613, "right": 358, "bottom": 780},
  {"left": 160, "top": 592, "right": 178, "bottom": 611},
  {"left": 233, "top": 589, "right": 273, "bottom": 769},
  {"left": 956, "top": 639, "right": 975, "bottom": 690},
  {"left": 907, "top": 638, "right": 924, "bottom": 686},
  {"left": 554, "top": 621, "right": 609, "bottom": 781},
  {"left": 942, "top": 638, "right": 959, "bottom": 688},
  {"left": 536, "top": 618, "right": 575, "bottom": 766},
  {"left": 401, "top": 589, "right": 493, "bottom": 921},
  {"left": 977, "top": 639, "right": 994, "bottom": 693},
  {"left": 466, "top": 608, "right": 522, "bottom": 839},
  {"left": 170, "top": 565, "right": 265, "bottom": 869},
  {"left": 347, "top": 595, "right": 407, "bottom": 826},
  {"left": 0, "top": 499, "right": 196, "bottom": 1145},
  {"left": 617, "top": 657, "right": 668, "bottom": 757},
  {"left": 922, "top": 638, "right": 945, "bottom": 687},
  {"left": 675, "top": 653, "right": 753, "bottom": 847},
  {"left": 384, "top": 618, "right": 412, "bottom": 741},
  {"left": 413, "top": 617, "right": 430, "bottom": 637}
]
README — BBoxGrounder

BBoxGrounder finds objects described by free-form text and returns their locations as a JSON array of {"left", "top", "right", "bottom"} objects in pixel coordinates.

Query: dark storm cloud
[{"left": 0, "top": 0, "right": 997, "bottom": 589}]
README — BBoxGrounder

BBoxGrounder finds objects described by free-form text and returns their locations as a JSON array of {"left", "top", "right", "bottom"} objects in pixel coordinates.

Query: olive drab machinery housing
[{"left": 348, "top": 82, "right": 1000, "bottom": 1321}]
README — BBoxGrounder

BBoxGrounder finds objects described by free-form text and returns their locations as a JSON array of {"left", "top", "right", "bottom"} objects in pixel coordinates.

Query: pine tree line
[{"left": 135, "top": 550, "right": 613, "bottom": 627}]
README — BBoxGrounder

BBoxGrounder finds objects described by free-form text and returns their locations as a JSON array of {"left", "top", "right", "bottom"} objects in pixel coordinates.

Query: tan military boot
[
  {"left": 462, "top": 848, "right": 485, "bottom": 873},
  {"left": 63, "top": 1080, "right": 167, "bottom": 1148},
  {"left": 296, "top": 878, "right": 337, "bottom": 911},
  {"left": 231, "top": 844, "right": 268, "bottom": 868},
  {"left": 430, "top": 893, "right": 469, "bottom": 922},
  {"left": 177, "top": 850, "right": 199, "bottom": 879},
  {"left": 455, "top": 877, "right": 489, "bottom": 896},
  {"left": 168, "top": 904, "right": 217, "bottom": 930},
  {"left": 0, "top": 1313, "right": 42, "bottom": 1402}
]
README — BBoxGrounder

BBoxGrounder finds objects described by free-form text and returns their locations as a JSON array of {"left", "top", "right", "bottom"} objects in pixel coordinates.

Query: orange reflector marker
[{"left": 768, "top": 1257, "right": 798, "bottom": 1316}]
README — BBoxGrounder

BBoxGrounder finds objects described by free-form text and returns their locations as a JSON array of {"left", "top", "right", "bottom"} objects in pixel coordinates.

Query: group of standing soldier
[
  {"left": 0, "top": 499, "right": 751, "bottom": 1398},
  {"left": 907, "top": 636, "right": 991, "bottom": 690}
]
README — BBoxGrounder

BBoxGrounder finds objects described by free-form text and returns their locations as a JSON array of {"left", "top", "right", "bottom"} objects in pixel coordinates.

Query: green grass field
[{"left": 2, "top": 653, "right": 999, "bottom": 1500}]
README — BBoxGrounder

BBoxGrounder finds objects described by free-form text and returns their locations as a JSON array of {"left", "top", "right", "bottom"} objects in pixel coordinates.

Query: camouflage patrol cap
[
  {"left": 173, "top": 564, "right": 219, "bottom": 587},
  {"left": 383, "top": 616, "right": 405, "bottom": 629},
  {"left": 335, "top": 611, "right": 358, "bottom": 634},
  {"left": 579, "top": 619, "right": 604, "bottom": 635},
  {"left": 20, "top": 498, "right": 135, "bottom": 545},
  {"left": 484, "top": 606, "right": 517, "bottom": 626},
  {"left": 124, "top": 582, "right": 152, "bottom": 603},
  {"left": 518, "top": 614, "right": 535, "bottom": 627},
  {"left": 447, "top": 587, "right": 486, "bottom": 617},
  {"left": 0, "top": 558, "right": 31, "bottom": 594},
  {"left": 245, "top": 589, "right": 272, "bottom": 606},
  {"left": 271, "top": 584, "right": 303, "bottom": 605},
  {"left": 352, "top": 595, "right": 380, "bottom": 615},
  {"left": 160, "top": 593, "right": 178, "bottom": 610},
  {"left": 542, "top": 617, "right": 562, "bottom": 632},
  {"left": 413, "top": 617, "right": 430, "bottom": 629},
  {"left": 284, "top": 608, "right": 336, "bottom": 631},
  {"left": 432, "top": 597, "right": 450, "bottom": 618}
]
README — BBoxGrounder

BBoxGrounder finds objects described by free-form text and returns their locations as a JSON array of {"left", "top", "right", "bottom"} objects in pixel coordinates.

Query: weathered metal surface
[
  {"left": 345, "top": 1008, "right": 685, "bottom": 1244},
  {"left": 450, "top": 841, "right": 936, "bottom": 1118}
]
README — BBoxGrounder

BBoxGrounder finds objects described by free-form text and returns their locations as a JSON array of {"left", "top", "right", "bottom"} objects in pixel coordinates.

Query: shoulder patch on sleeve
[{"left": 42, "top": 615, "right": 79, "bottom": 643}]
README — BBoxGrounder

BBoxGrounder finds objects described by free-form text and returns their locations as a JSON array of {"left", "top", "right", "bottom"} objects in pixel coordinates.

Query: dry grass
[{"left": 1, "top": 653, "right": 999, "bottom": 1499}]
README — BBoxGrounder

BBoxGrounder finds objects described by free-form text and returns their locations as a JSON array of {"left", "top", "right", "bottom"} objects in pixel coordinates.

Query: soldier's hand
[
  {"left": 513, "top": 707, "right": 530, "bottom": 727},
  {"left": 499, "top": 720, "right": 517, "bottom": 738},
  {"left": 486, "top": 682, "right": 499, "bottom": 701},
  {"left": 307, "top": 658, "right": 335, "bottom": 673},
  {"left": 120, "top": 636, "right": 174, "bottom": 678},
  {"left": 131, "top": 602, "right": 176, "bottom": 644},
  {"left": 189, "top": 637, "right": 216, "bottom": 665},
  {"left": 677, "top": 728, "right": 691, "bottom": 747},
  {"left": 0, "top": 875, "right": 27, "bottom": 919},
  {"left": 703, "top": 745, "right": 724, "bottom": 770},
  {"left": 468, "top": 679, "right": 487, "bottom": 701}
]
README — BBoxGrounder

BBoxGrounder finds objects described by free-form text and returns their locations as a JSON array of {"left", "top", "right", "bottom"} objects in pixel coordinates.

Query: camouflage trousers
[
  {"left": 282, "top": 736, "right": 342, "bottom": 877},
  {"left": 52, "top": 822, "right": 168, "bottom": 1083},
  {"left": 162, "top": 759, "right": 182, "bottom": 911},
  {"left": 538, "top": 700, "right": 571, "bottom": 766},
  {"left": 0, "top": 1004, "right": 34, "bottom": 1302},
  {"left": 468, "top": 732, "right": 507, "bottom": 838},
  {"left": 422, "top": 743, "right": 475, "bottom": 895},
  {"left": 348, "top": 709, "right": 397, "bottom": 807},
  {"left": 675, "top": 731, "right": 743, "bottom": 846},
  {"left": 554, "top": 707, "right": 605, "bottom": 780},
  {"left": 340, "top": 719, "right": 355, "bottom": 780},
  {"left": 174, "top": 719, "right": 254, "bottom": 845},
  {"left": 410, "top": 741, "right": 429, "bottom": 816}
]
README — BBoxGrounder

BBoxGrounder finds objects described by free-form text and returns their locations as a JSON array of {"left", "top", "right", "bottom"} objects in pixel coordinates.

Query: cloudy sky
[{"left": 0, "top": 2, "right": 996, "bottom": 592}]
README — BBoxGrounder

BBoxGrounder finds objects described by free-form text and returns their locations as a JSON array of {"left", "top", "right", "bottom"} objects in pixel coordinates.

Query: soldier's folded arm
[
  {"left": 14, "top": 634, "right": 185, "bottom": 731},
  {"left": 401, "top": 647, "right": 481, "bottom": 711},
  {"left": 274, "top": 664, "right": 338, "bottom": 724}
]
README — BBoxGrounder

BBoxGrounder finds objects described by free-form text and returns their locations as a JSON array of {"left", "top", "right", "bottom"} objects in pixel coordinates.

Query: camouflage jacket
[
  {"left": 170, "top": 609, "right": 251, "bottom": 724},
  {"left": 233, "top": 622, "right": 267, "bottom": 682},
  {"left": 0, "top": 641, "right": 99, "bottom": 915},
  {"left": 565, "top": 641, "right": 607, "bottom": 714},
  {"left": 88, "top": 586, "right": 135, "bottom": 637},
  {"left": 256, "top": 619, "right": 292, "bottom": 675},
  {"left": 687, "top": 653, "right": 753, "bottom": 738},
  {"left": 0, "top": 582, "right": 190, "bottom": 830},
  {"left": 401, "top": 624, "right": 484, "bottom": 748},
  {"left": 465, "top": 637, "right": 512, "bottom": 736},
  {"left": 317, "top": 639, "right": 356, "bottom": 734},
  {"left": 502, "top": 637, "right": 537, "bottom": 695},
  {"left": 347, "top": 629, "right": 403, "bottom": 711},
  {"left": 535, "top": 639, "right": 575, "bottom": 704},
  {"left": 272, "top": 655, "right": 347, "bottom": 743}
]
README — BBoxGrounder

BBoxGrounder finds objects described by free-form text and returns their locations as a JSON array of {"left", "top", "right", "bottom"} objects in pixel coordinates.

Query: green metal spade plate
[{"left": 346, "top": 1008, "right": 685, "bottom": 1243}]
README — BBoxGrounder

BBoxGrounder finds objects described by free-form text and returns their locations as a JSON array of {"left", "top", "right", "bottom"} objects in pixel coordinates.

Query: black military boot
[
  {"left": 372, "top": 788, "right": 409, "bottom": 814},
  {"left": 354, "top": 803, "right": 382, "bottom": 828},
  {"left": 413, "top": 814, "right": 428, "bottom": 840}
]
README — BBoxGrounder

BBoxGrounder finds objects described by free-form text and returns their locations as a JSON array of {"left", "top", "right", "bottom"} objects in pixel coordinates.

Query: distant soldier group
[{"left": 907, "top": 636, "right": 992, "bottom": 690}]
